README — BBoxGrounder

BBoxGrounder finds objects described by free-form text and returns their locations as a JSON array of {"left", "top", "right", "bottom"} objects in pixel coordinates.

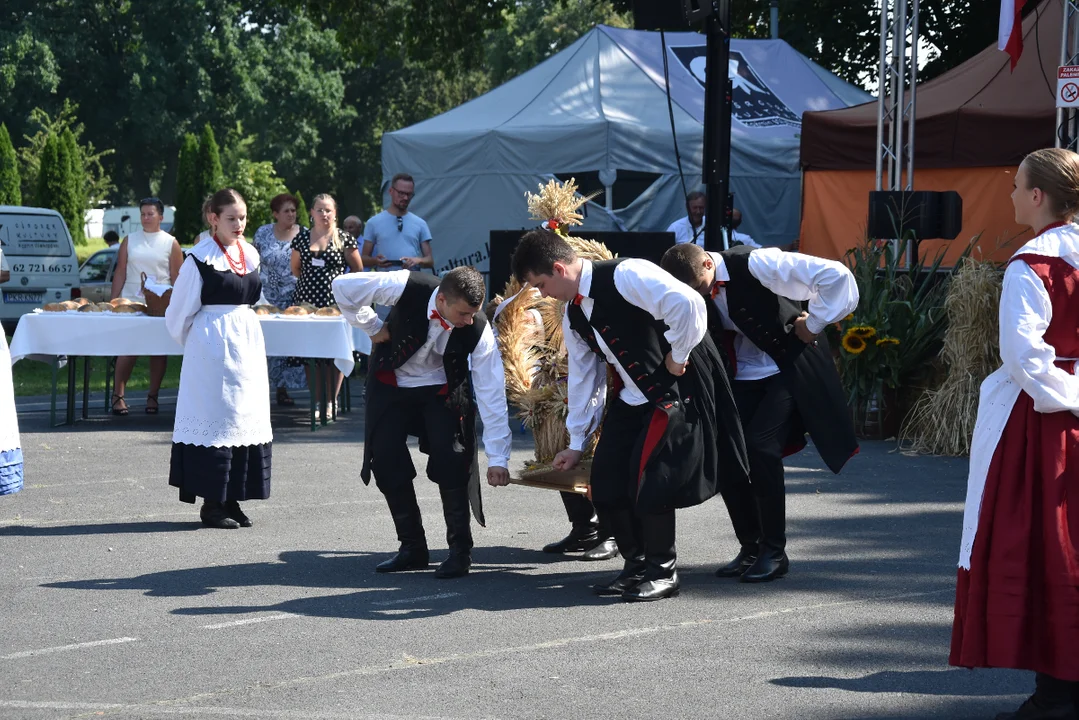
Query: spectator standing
[
  {"left": 109, "top": 197, "right": 184, "bottom": 416},
  {"left": 343, "top": 215, "right": 364, "bottom": 244},
  {"left": 0, "top": 246, "right": 22, "bottom": 496},
  {"left": 104, "top": 230, "right": 120, "bottom": 247},
  {"left": 252, "top": 193, "right": 308, "bottom": 405},
  {"left": 289, "top": 193, "right": 362, "bottom": 415}
]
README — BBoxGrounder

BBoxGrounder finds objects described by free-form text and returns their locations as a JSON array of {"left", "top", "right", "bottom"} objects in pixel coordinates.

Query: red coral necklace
[{"left": 213, "top": 235, "right": 247, "bottom": 275}]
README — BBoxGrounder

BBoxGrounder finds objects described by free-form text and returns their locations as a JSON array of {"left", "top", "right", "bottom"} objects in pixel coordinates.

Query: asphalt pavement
[{"left": 0, "top": 399, "right": 1031, "bottom": 719}]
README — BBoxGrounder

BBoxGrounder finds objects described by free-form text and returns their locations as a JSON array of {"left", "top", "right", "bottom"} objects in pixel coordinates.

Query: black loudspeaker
[
  {"left": 867, "top": 191, "right": 963, "bottom": 240},
  {"left": 633, "top": 0, "right": 688, "bottom": 30},
  {"left": 488, "top": 230, "right": 678, "bottom": 299}
]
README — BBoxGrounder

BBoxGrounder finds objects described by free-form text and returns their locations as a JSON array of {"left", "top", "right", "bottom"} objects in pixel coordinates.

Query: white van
[
  {"left": 0, "top": 206, "right": 81, "bottom": 332},
  {"left": 102, "top": 205, "right": 175, "bottom": 237}
]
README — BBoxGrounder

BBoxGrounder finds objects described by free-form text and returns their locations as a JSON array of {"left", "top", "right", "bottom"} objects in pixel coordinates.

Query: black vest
[
  {"left": 719, "top": 245, "right": 808, "bottom": 370},
  {"left": 565, "top": 259, "right": 678, "bottom": 405},
  {"left": 370, "top": 272, "right": 487, "bottom": 406}
]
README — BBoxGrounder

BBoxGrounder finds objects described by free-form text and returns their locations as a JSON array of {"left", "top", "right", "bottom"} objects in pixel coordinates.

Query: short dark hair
[
  {"left": 661, "top": 243, "right": 708, "bottom": 286},
  {"left": 686, "top": 191, "right": 706, "bottom": 205},
  {"left": 439, "top": 266, "right": 486, "bottom": 307},
  {"left": 139, "top": 196, "right": 165, "bottom": 216},
  {"left": 390, "top": 173, "right": 414, "bottom": 188},
  {"left": 511, "top": 229, "right": 576, "bottom": 283},
  {"left": 209, "top": 188, "right": 246, "bottom": 216},
  {"left": 103, "top": 230, "right": 120, "bottom": 244},
  {"left": 270, "top": 193, "right": 298, "bottom": 213}
]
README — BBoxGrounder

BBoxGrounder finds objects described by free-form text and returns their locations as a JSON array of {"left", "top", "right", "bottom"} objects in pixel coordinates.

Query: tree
[
  {"left": 196, "top": 123, "right": 224, "bottom": 200},
  {"left": 294, "top": 191, "right": 308, "bottom": 228},
  {"left": 228, "top": 159, "right": 288, "bottom": 230},
  {"left": 60, "top": 129, "right": 87, "bottom": 244},
  {"left": 17, "top": 102, "right": 113, "bottom": 208},
  {"left": 173, "top": 133, "right": 202, "bottom": 243},
  {"left": 34, "top": 134, "right": 65, "bottom": 214},
  {"left": 0, "top": 124, "right": 21, "bottom": 206}
]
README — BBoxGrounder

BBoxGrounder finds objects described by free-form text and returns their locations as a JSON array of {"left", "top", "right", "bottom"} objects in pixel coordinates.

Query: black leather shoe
[
  {"left": 223, "top": 500, "right": 253, "bottom": 528},
  {"left": 581, "top": 538, "right": 618, "bottom": 561},
  {"left": 715, "top": 547, "right": 757, "bottom": 578},
  {"left": 592, "top": 563, "right": 646, "bottom": 596},
  {"left": 740, "top": 549, "right": 789, "bottom": 583},
  {"left": 200, "top": 502, "right": 240, "bottom": 529},
  {"left": 543, "top": 527, "right": 600, "bottom": 554},
  {"left": 375, "top": 548, "right": 430, "bottom": 573},
  {"left": 434, "top": 551, "right": 471, "bottom": 579},
  {"left": 994, "top": 698, "right": 1078, "bottom": 720},
  {"left": 622, "top": 571, "right": 680, "bottom": 602}
]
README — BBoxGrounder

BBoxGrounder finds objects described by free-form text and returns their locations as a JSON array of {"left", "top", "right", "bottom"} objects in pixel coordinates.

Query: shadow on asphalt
[
  {"left": 0, "top": 520, "right": 198, "bottom": 536},
  {"left": 771, "top": 668, "right": 1025, "bottom": 696}
]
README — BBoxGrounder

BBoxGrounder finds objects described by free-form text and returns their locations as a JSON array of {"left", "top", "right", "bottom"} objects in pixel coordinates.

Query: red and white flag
[{"left": 999, "top": 0, "right": 1027, "bottom": 71}]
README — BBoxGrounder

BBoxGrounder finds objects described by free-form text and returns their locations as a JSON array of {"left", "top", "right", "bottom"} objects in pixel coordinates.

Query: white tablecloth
[{"left": 9, "top": 312, "right": 366, "bottom": 375}]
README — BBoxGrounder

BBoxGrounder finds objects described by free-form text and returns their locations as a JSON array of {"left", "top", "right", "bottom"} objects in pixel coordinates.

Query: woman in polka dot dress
[{"left": 289, "top": 193, "right": 363, "bottom": 415}]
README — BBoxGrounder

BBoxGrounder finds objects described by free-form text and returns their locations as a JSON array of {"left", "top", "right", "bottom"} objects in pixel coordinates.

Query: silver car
[{"left": 78, "top": 246, "right": 118, "bottom": 303}]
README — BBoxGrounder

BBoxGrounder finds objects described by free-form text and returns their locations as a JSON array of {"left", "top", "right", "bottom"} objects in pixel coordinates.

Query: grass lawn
[{"left": 8, "top": 336, "right": 183, "bottom": 397}]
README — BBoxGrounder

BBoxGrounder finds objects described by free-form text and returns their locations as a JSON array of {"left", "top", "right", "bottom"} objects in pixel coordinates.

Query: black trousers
[
  {"left": 590, "top": 399, "right": 677, "bottom": 578},
  {"left": 367, "top": 382, "right": 473, "bottom": 552},
  {"left": 368, "top": 383, "right": 470, "bottom": 492},
  {"left": 560, "top": 491, "right": 597, "bottom": 529},
  {"left": 724, "top": 375, "right": 796, "bottom": 552}
]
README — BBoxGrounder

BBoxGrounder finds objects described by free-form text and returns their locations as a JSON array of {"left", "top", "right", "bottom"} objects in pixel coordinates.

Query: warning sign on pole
[{"left": 1057, "top": 66, "right": 1079, "bottom": 107}]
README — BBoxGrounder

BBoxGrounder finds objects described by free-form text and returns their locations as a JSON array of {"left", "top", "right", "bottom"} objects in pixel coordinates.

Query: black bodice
[{"left": 194, "top": 257, "right": 263, "bottom": 305}]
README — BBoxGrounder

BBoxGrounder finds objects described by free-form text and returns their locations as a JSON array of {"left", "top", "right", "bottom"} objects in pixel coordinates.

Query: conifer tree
[{"left": 0, "top": 123, "right": 20, "bottom": 206}]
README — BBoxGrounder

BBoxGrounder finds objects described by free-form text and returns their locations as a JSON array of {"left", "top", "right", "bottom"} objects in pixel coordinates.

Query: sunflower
[
  {"left": 875, "top": 336, "right": 900, "bottom": 347},
  {"left": 844, "top": 313, "right": 854, "bottom": 322},
  {"left": 841, "top": 331, "right": 867, "bottom": 355},
  {"left": 849, "top": 325, "right": 877, "bottom": 339}
]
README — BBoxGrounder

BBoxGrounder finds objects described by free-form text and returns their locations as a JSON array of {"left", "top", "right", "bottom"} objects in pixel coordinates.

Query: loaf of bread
[
  {"left": 109, "top": 297, "right": 131, "bottom": 307},
  {"left": 96, "top": 302, "right": 114, "bottom": 311},
  {"left": 78, "top": 303, "right": 104, "bottom": 312},
  {"left": 42, "top": 302, "right": 66, "bottom": 312},
  {"left": 253, "top": 305, "right": 281, "bottom": 316},
  {"left": 112, "top": 304, "right": 142, "bottom": 314},
  {"left": 59, "top": 300, "right": 80, "bottom": 311},
  {"left": 282, "top": 306, "right": 308, "bottom": 316},
  {"left": 314, "top": 306, "right": 341, "bottom": 317},
  {"left": 73, "top": 297, "right": 90, "bottom": 307},
  {"left": 127, "top": 302, "right": 147, "bottom": 313}
]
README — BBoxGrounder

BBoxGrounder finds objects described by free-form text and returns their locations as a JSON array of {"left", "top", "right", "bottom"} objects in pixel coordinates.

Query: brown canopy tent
[{"left": 799, "top": 0, "right": 1059, "bottom": 263}]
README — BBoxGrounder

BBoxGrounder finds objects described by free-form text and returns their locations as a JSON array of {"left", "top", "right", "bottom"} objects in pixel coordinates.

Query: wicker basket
[{"left": 140, "top": 272, "right": 172, "bottom": 317}]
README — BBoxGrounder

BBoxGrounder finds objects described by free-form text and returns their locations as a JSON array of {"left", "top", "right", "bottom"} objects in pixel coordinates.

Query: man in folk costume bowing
[
  {"left": 661, "top": 242, "right": 859, "bottom": 582},
  {"left": 332, "top": 267, "right": 512, "bottom": 579},
  {"left": 508, "top": 229, "right": 749, "bottom": 601}
]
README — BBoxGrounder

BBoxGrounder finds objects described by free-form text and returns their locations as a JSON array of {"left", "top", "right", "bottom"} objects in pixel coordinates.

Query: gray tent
[{"left": 381, "top": 25, "right": 870, "bottom": 273}]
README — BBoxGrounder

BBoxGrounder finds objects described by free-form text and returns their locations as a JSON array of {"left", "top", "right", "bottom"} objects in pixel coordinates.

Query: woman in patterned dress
[
  {"left": 166, "top": 188, "right": 272, "bottom": 529},
  {"left": 289, "top": 193, "right": 362, "bottom": 415},
  {"left": 252, "top": 193, "right": 308, "bottom": 406}
]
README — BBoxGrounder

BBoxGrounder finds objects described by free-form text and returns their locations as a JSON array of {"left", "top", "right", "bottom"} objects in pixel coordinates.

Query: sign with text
[{"left": 1057, "top": 66, "right": 1079, "bottom": 108}]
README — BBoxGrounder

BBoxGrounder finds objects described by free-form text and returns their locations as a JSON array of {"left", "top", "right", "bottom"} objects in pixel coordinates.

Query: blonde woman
[{"left": 289, "top": 193, "right": 362, "bottom": 412}]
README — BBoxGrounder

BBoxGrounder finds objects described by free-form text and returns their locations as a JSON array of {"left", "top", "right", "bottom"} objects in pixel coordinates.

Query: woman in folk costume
[
  {"left": 0, "top": 246, "right": 23, "bottom": 496},
  {"left": 950, "top": 148, "right": 1079, "bottom": 720},
  {"left": 166, "top": 189, "right": 272, "bottom": 530}
]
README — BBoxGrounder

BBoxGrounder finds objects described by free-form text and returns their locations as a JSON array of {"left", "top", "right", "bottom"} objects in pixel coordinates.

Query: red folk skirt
[{"left": 950, "top": 390, "right": 1079, "bottom": 681}]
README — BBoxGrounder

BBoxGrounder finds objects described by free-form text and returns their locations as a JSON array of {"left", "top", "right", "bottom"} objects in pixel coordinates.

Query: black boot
[
  {"left": 715, "top": 546, "right": 757, "bottom": 578},
  {"left": 375, "top": 487, "right": 430, "bottom": 573},
  {"left": 592, "top": 506, "right": 645, "bottom": 595},
  {"left": 223, "top": 500, "right": 252, "bottom": 527},
  {"left": 741, "top": 494, "right": 789, "bottom": 583},
  {"left": 435, "top": 485, "right": 472, "bottom": 579},
  {"left": 545, "top": 492, "right": 600, "bottom": 553},
  {"left": 200, "top": 500, "right": 241, "bottom": 529},
  {"left": 994, "top": 674, "right": 1078, "bottom": 720},
  {"left": 623, "top": 511, "right": 680, "bottom": 602},
  {"left": 581, "top": 511, "right": 618, "bottom": 560}
]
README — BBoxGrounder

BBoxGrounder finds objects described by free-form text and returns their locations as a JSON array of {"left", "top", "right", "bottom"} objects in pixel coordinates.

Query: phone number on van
[{"left": 10, "top": 263, "right": 74, "bottom": 274}]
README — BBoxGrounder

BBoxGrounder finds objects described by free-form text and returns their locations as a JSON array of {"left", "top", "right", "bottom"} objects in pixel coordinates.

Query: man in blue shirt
[{"left": 361, "top": 173, "right": 434, "bottom": 272}]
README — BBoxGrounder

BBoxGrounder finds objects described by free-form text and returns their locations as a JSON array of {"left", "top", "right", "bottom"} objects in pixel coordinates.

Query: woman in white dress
[
  {"left": 109, "top": 197, "right": 183, "bottom": 415},
  {"left": 0, "top": 247, "right": 23, "bottom": 495},
  {"left": 165, "top": 189, "right": 272, "bottom": 529}
]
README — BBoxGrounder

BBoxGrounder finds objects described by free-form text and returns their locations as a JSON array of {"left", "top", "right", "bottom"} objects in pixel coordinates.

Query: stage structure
[{"left": 876, "top": 0, "right": 920, "bottom": 193}]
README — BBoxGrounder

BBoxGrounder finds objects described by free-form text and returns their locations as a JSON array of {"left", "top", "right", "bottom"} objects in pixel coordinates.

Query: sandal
[
  {"left": 276, "top": 388, "right": 295, "bottom": 406},
  {"left": 145, "top": 394, "right": 159, "bottom": 415},
  {"left": 111, "top": 393, "right": 129, "bottom": 416}
]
